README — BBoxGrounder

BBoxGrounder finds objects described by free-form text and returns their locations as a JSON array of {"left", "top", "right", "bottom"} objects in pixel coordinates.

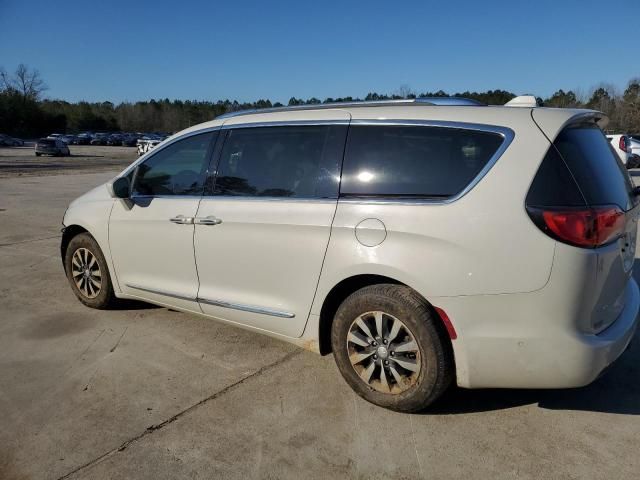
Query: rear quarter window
[
  {"left": 554, "top": 126, "right": 634, "bottom": 210},
  {"left": 340, "top": 125, "right": 504, "bottom": 198}
]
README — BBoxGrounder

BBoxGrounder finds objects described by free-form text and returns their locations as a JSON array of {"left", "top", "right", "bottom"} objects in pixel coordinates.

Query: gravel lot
[
  {"left": 0, "top": 147, "right": 639, "bottom": 479},
  {"left": 0, "top": 145, "right": 136, "bottom": 178}
]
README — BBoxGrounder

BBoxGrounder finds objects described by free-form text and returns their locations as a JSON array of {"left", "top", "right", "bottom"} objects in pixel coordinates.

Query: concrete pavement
[{"left": 1, "top": 170, "right": 639, "bottom": 480}]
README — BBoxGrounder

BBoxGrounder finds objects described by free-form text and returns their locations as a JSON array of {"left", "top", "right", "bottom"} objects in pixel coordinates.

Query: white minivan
[{"left": 61, "top": 98, "right": 639, "bottom": 412}]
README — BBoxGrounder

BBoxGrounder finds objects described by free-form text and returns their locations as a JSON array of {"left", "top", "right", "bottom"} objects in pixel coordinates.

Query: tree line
[{"left": 1, "top": 64, "right": 639, "bottom": 137}]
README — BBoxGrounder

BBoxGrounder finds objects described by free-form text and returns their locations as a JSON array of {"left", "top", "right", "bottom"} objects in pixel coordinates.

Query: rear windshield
[
  {"left": 340, "top": 125, "right": 504, "bottom": 198},
  {"left": 555, "top": 125, "right": 634, "bottom": 210},
  {"left": 38, "top": 139, "right": 55, "bottom": 146}
]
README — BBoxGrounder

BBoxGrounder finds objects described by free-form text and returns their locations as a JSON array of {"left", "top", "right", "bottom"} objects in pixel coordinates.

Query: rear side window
[
  {"left": 526, "top": 147, "right": 586, "bottom": 207},
  {"left": 555, "top": 125, "right": 633, "bottom": 210},
  {"left": 340, "top": 125, "right": 504, "bottom": 198},
  {"left": 213, "top": 125, "right": 346, "bottom": 198}
]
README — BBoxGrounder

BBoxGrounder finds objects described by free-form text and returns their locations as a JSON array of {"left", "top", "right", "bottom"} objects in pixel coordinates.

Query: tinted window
[
  {"left": 341, "top": 125, "right": 504, "bottom": 197},
  {"left": 133, "top": 132, "right": 216, "bottom": 196},
  {"left": 526, "top": 146, "right": 586, "bottom": 207},
  {"left": 554, "top": 126, "right": 634, "bottom": 210},
  {"left": 38, "top": 139, "right": 55, "bottom": 146},
  {"left": 213, "top": 125, "right": 346, "bottom": 198}
]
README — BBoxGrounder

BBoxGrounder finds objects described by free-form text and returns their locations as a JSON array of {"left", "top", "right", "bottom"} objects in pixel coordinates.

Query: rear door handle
[
  {"left": 169, "top": 215, "right": 194, "bottom": 225},
  {"left": 194, "top": 216, "right": 222, "bottom": 226}
]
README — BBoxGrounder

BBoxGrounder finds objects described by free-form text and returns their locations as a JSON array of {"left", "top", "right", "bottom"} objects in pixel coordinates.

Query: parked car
[
  {"left": 90, "top": 133, "right": 109, "bottom": 146},
  {"left": 0, "top": 134, "right": 24, "bottom": 146},
  {"left": 74, "top": 134, "right": 92, "bottom": 145},
  {"left": 106, "top": 134, "right": 123, "bottom": 146},
  {"left": 606, "top": 134, "right": 633, "bottom": 166},
  {"left": 60, "top": 97, "right": 639, "bottom": 412},
  {"left": 122, "top": 134, "right": 140, "bottom": 147},
  {"left": 136, "top": 136, "right": 162, "bottom": 156},
  {"left": 35, "top": 138, "right": 70, "bottom": 156},
  {"left": 630, "top": 135, "right": 640, "bottom": 156},
  {"left": 47, "top": 133, "right": 63, "bottom": 139}
]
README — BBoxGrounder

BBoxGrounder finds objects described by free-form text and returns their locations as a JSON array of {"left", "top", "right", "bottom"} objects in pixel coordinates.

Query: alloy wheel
[
  {"left": 347, "top": 311, "right": 421, "bottom": 394},
  {"left": 71, "top": 248, "right": 102, "bottom": 299}
]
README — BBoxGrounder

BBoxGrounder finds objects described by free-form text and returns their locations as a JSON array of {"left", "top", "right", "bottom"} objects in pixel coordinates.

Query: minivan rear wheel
[
  {"left": 331, "top": 284, "right": 453, "bottom": 412},
  {"left": 64, "top": 233, "right": 117, "bottom": 309}
]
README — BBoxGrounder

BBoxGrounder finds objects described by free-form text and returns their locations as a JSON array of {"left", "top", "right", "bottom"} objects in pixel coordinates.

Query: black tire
[
  {"left": 331, "top": 284, "right": 454, "bottom": 412},
  {"left": 35, "top": 152, "right": 41, "bottom": 156},
  {"left": 64, "top": 233, "right": 118, "bottom": 309}
]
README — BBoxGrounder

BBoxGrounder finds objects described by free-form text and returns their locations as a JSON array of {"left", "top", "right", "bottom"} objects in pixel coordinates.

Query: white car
[
  {"left": 630, "top": 135, "right": 640, "bottom": 156},
  {"left": 61, "top": 97, "right": 639, "bottom": 412},
  {"left": 136, "top": 137, "right": 162, "bottom": 156},
  {"left": 606, "top": 134, "right": 634, "bottom": 166}
]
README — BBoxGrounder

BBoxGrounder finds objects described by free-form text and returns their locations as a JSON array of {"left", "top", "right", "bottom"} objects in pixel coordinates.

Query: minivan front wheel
[
  {"left": 331, "top": 284, "right": 453, "bottom": 412},
  {"left": 64, "top": 233, "right": 117, "bottom": 309}
]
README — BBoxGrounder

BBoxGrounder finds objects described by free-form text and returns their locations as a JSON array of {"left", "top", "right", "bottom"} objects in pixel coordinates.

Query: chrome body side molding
[
  {"left": 125, "top": 283, "right": 196, "bottom": 301},
  {"left": 197, "top": 297, "right": 295, "bottom": 318},
  {"left": 126, "top": 283, "right": 295, "bottom": 319}
]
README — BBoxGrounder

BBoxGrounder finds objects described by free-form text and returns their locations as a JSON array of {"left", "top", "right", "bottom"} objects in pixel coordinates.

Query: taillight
[
  {"left": 527, "top": 206, "right": 625, "bottom": 248},
  {"left": 619, "top": 136, "right": 629, "bottom": 153}
]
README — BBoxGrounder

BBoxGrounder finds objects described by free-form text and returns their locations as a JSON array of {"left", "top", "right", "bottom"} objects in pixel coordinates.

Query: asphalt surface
[{"left": 1, "top": 150, "right": 639, "bottom": 479}]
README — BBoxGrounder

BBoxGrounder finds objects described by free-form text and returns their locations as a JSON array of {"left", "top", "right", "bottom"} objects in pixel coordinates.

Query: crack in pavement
[{"left": 55, "top": 349, "right": 303, "bottom": 480}]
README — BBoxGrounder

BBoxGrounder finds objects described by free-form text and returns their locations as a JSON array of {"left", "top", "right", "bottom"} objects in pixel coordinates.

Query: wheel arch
[
  {"left": 316, "top": 274, "right": 456, "bottom": 356},
  {"left": 60, "top": 224, "right": 89, "bottom": 271}
]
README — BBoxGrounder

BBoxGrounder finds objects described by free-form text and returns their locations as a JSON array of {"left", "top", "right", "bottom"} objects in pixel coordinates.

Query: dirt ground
[
  {"left": 0, "top": 145, "right": 136, "bottom": 178},
  {"left": 0, "top": 150, "right": 639, "bottom": 480}
]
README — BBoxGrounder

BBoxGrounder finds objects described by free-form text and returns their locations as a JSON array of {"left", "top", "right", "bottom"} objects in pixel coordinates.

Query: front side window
[
  {"left": 133, "top": 132, "right": 216, "bottom": 196},
  {"left": 341, "top": 125, "right": 504, "bottom": 198},
  {"left": 213, "top": 125, "right": 347, "bottom": 198}
]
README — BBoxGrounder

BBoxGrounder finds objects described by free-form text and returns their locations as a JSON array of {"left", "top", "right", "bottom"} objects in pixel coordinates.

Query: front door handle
[
  {"left": 169, "top": 215, "right": 194, "bottom": 225},
  {"left": 194, "top": 215, "right": 222, "bottom": 226}
]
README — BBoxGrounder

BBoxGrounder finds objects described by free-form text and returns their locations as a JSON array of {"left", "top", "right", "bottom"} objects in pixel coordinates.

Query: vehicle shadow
[
  {"left": 424, "top": 259, "right": 640, "bottom": 416},
  {"left": 110, "top": 299, "right": 161, "bottom": 310},
  {"left": 428, "top": 341, "right": 639, "bottom": 415}
]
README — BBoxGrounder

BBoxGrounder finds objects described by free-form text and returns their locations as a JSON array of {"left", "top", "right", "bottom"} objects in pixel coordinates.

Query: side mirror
[{"left": 109, "top": 176, "right": 131, "bottom": 199}]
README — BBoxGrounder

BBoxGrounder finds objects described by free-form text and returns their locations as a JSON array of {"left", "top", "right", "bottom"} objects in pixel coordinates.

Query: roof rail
[
  {"left": 216, "top": 97, "right": 485, "bottom": 120},
  {"left": 415, "top": 97, "right": 485, "bottom": 106}
]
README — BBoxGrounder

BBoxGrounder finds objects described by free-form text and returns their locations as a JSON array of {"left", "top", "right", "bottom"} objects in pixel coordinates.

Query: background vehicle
[
  {"left": 0, "top": 133, "right": 24, "bottom": 146},
  {"left": 136, "top": 136, "right": 162, "bottom": 155},
  {"left": 122, "top": 134, "right": 140, "bottom": 146},
  {"left": 61, "top": 98, "right": 639, "bottom": 412},
  {"left": 607, "top": 134, "right": 633, "bottom": 166},
  {"left": 90, "top": 133, "right": 109, "bottom": 145},
  {"left": 35, "top": 137, "right": 70, "bottom": 156},
  {"left": 106, "top": 134, "right": 123, "bottom": 146},
  {"left": 60, "top": 135, "right": 76, "bottom": 145},
  {"left": 74, "top": 133, "right": 92, "bottom": 145},
  {"left": 630, "top": 135, "right": 640, "bottom": 156}
]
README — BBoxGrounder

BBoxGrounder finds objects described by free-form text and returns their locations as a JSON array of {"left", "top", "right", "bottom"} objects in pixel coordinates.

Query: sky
[{"left": 1, "top": 0, "right": 638, "bottom": 104}]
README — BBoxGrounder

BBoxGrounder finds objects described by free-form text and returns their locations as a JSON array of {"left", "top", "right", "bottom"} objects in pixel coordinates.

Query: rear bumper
[
  {"left": 571, "top": 278, "right": 639, "bottom": 383},
  {"left": 438, "top": 278, "right": 639, "bottom": 389}
]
